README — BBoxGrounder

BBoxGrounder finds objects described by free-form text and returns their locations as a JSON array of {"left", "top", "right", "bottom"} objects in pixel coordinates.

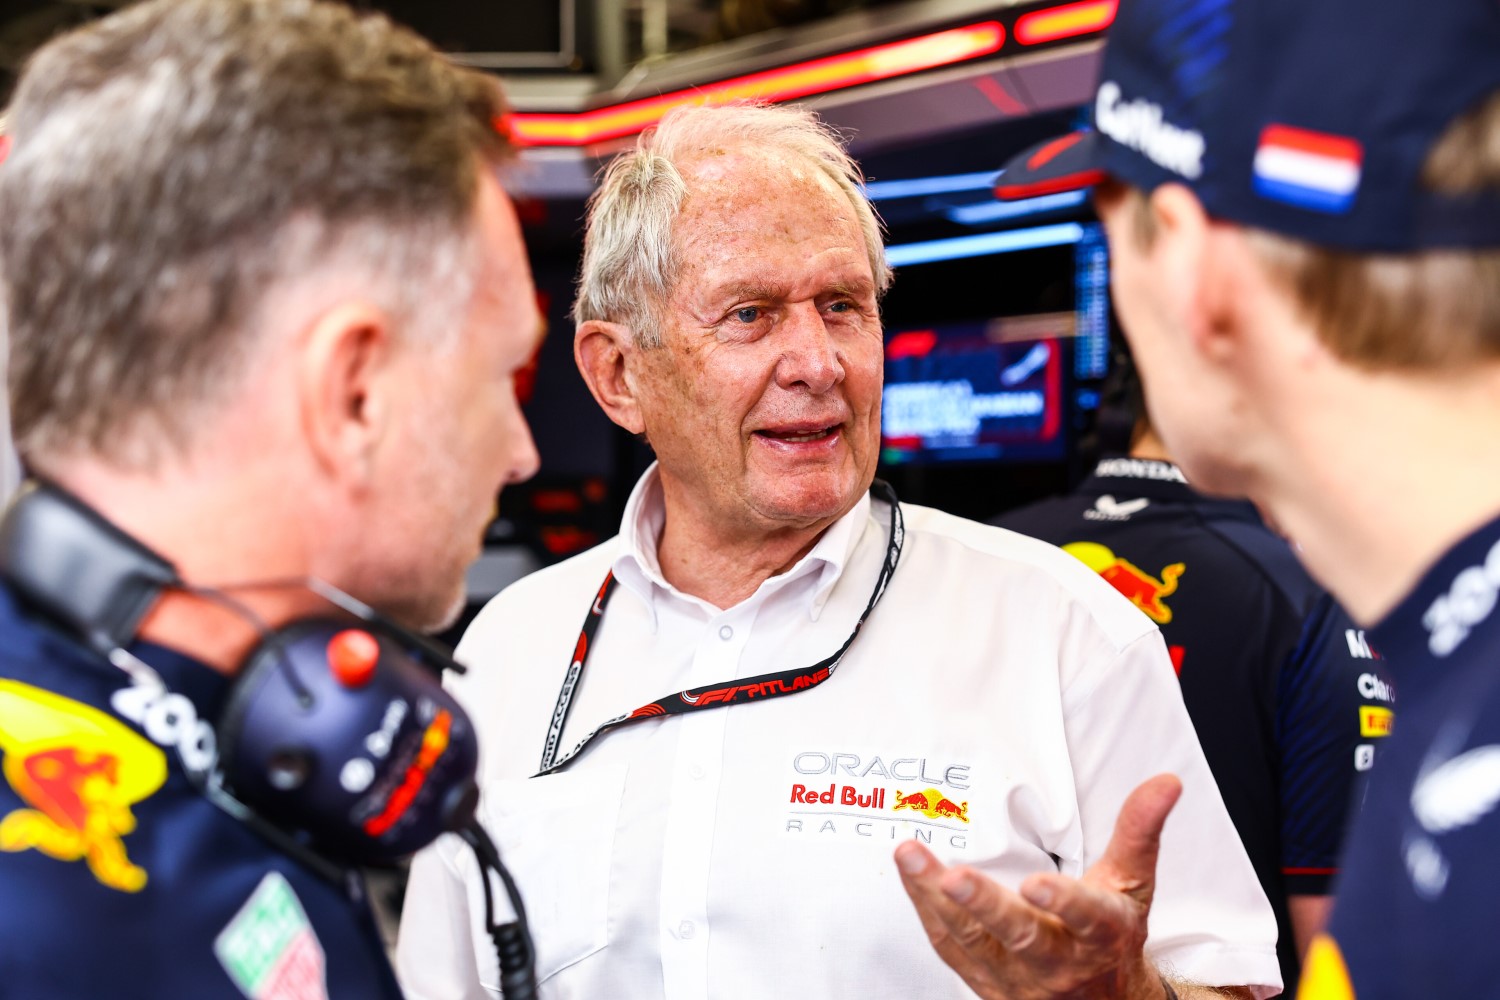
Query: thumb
[{"left": 1090, "top": 773, "right": 1182, "bottom": 911}]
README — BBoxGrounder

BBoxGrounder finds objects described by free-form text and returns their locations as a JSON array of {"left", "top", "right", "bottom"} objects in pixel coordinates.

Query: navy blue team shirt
[
  {"left": 0, "top": 582, "right": 404, "bottom": 1000},
  {"left": 1302, "top": 512, "right": 1500, "bottom": 999},
  {"left": 997, "top": 457, "right": 1394, "bottom": 996}
]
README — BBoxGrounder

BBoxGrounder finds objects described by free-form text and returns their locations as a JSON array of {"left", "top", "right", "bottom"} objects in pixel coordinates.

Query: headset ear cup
[
  {"left": 215, "top": 619, "right": 480, "bottom": 866},
  {"left": 217, "top": 637, "right": 288, "bottom": 788}
]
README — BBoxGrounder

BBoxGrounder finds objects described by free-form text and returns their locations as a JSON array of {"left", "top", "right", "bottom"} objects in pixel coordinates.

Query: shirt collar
[
  {"left": 1078, "top": 455, "right": 1200, "bottom": 502},
  {"left": 609, "top": 464, "right": 872, "bottom": 628},
  {"left": 0, "top": 580, "right": 232, "bottom": 720}
]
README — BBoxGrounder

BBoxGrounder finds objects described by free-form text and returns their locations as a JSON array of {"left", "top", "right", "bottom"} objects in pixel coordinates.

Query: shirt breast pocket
[{"left": 479, "top": 763, "right": 627, "bottom": 988}]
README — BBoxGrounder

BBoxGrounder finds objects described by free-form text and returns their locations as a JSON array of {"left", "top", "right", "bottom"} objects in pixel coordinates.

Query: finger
[
  {"left": 895, "top": 845, "right": 978, "bottom": 955},
  {"left": 895, "top": 843, "right": 1008, "bottom": 994},
  {"left": 1091, "top": 773, "right": 1182, "bottom": 908},
  {"left": 897, "top": 844, "right": 1002, "bottom": 953},
  {"left": 895, "top": 841, "right": 957, "bottom": 945},
  {"left": 1020, "top": 871, "right": 1134, "bottom": 951},
  {"left": 937, "top": 865, "right": 1067, "bottom": 958}
]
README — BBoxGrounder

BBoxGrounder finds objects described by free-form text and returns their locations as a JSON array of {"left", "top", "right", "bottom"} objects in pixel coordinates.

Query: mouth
[
  {"left": 754, "top": 425, "right": 839, "bottom": 444},
  {"left": 750, "top": 422, "right": 847, "bottom": 461}
]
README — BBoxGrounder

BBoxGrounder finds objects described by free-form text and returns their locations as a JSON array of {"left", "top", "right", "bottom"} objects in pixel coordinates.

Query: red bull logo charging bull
[
  {"left": 0, "top": 680, "right": 167, "bottom": 892},
  {"left": 1064, "top": 542, "right": 1185, "bottom": 624},
  {"left": 893, "top": 788, "right": 970, "bottom": 823}
]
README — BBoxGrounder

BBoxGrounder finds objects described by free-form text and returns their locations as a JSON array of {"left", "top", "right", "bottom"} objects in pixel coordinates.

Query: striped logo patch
[{"left": 1252, "top": 124, "right": 1363, "bottom": 214}]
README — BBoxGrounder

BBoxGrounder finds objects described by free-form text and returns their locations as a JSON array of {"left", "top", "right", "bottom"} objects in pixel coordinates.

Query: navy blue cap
[{"left": 997, "top": 0, "right": 1500, "bottom": 251}]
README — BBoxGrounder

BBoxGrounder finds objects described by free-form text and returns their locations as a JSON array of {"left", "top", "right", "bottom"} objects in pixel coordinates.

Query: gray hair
[
  {"left": 0, "top": 115, "right": 13, "bottom": 501},
  {"left": 0, "top": 319, "right": 15, "bottom": 506},
  {"left": 0, "top": 0, "right": 512, "bottom": 469},
  {"left": 572, "top": 102, "right": 892, "bottom": 346}
]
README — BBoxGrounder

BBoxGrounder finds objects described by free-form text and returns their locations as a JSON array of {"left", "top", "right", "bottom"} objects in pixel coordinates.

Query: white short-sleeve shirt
[{"left": 397, "top": 468, "right": 1280, "bottom": 1000}]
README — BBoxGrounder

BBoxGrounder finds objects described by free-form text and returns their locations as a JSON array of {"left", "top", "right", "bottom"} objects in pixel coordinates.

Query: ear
[
  {"left": 296, "top": 301, "right": 393, "bottom": 489},
  {"left": 575, "top": 319, "right": 648, "bottom": 435},
  {"left": 1147, "top": 184, "right": 1234, "bottom": 361}
]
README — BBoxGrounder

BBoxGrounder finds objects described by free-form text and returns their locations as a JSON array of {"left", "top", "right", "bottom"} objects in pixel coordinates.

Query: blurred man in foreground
[
  {"left": 0, "top": 1, "right": 539, "bottom": 994},
  {"left": 996, "top": 347, "right": 1395, "bottom": 994},
  {"left": 917, "top": 0, "right": 1500, "bottom": 996}
]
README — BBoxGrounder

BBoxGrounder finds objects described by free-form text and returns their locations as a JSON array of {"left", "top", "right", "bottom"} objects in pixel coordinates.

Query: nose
[
  {"left": 775, "top": 301, "right": 845, "bottom": 395},
  {"left": 502, "top": 406, "right": 541, "bottom": 488}
]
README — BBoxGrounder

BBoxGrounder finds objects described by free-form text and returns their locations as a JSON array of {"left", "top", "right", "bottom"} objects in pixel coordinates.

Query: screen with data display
[{"left": 881, "top": 321, "right": 1069, "bottom": 464}]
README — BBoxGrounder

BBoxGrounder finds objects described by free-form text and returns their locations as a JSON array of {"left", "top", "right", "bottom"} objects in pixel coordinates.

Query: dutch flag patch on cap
[{"left": 1253, "top": 125, "right": 1363, "bottom": 214}]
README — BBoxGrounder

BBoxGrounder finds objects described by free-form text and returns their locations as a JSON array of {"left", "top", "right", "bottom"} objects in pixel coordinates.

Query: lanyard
[{"left": 537, "top": 480, "right": 904, "bottom": 775}]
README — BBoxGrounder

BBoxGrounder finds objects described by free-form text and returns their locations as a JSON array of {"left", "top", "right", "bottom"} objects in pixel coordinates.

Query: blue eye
[
  {"left": 829, "top": 301, "right": 850, "bottom": 313},
  {"left": 735, "top": 307, "right": 760, "bottom": 323}
]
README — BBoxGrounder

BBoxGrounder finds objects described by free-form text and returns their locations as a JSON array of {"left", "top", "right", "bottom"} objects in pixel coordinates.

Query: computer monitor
[
  {"left": 879, "top": 222, "right": 1110, "bottom": 467},
  {"left": 881, "top": 319, "right": 1068, "bottom": 464}
]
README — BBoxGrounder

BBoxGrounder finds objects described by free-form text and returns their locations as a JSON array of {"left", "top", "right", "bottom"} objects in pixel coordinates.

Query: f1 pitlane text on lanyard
[{"left": 537, "top": 480, "right": 905, "bottom": 775}]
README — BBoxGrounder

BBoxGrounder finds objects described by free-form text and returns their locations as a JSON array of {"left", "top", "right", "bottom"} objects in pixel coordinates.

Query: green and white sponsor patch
[{"left": 214, "top": 871, "right": 329, "bottom": 1000}]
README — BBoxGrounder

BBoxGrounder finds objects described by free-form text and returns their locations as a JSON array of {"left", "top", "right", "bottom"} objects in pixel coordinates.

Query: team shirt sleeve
[{"left": 1276, "top": 595, "right": 1369, "bottom": 895}]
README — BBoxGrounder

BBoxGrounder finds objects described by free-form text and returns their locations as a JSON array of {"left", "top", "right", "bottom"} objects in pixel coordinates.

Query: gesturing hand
[{"left": 895, "top": 773, "right": 1182, "bottom": 1000}]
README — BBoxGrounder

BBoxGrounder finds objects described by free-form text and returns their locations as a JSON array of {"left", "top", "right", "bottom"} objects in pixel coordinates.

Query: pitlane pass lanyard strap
[{"left": 537, "top": 479, "right": 905, "bottom": 775}]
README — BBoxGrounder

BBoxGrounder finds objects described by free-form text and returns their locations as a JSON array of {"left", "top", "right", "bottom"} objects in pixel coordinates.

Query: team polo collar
[
  {"left": 1370, "top": 510, "right": 1500, "bottom": 692},
  {"left": 1077, "top": 456, "right": 1197, "bottom": 503},
  {"left": 1, "top": 582, "right": 230, "bottom": 717},
  {"left": 610, "top": 464, "right": 871, "bottom": 630}
]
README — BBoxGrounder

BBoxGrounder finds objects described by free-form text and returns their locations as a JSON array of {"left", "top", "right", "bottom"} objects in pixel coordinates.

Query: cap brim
[{"left": 994, "top": 129, "right": 1107, "bottom": 201}]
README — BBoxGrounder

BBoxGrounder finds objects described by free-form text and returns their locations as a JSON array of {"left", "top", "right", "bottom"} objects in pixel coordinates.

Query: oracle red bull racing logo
[
  {"left": 0, "top": 680, "right": 167, "bottom": 892},
  {"left": 1063, "top": 542, "right": 1185, "bottom": 624},
  {"left": 785, "top": 751, "right": 975, "bottom": 850}
]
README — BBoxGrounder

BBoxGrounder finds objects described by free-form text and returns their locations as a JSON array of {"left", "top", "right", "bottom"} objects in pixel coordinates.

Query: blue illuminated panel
[
  {"left": 884, "top": 223, "right": 1086, "bottom": 268},
  {"left": 1073, "top": 223, "right": 1109, "bottom": 380}
]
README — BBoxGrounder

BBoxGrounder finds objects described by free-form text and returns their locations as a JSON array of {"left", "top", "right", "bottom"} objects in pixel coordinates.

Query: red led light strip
[
  {"left": 1014, "top": 0, "right": 1118, "bottom": 45},
  {"left": 508, "top": 22, "right": 1004, "bottom": 148}
]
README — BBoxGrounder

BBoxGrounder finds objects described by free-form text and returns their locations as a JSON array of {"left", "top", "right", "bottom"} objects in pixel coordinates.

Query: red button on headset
[{"left": 327, "top": 629, "right": 380, "bottom": 688}]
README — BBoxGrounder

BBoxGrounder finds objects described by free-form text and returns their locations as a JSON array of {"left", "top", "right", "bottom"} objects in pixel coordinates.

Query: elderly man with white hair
[{"left": 398, "top": 102, "right": 1280, "bottom": 1000}]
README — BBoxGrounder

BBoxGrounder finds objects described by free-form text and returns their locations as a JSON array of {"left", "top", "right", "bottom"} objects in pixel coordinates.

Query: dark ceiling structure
[{"left": 1, "top": 0, "right": 1106, "bottom": 251}]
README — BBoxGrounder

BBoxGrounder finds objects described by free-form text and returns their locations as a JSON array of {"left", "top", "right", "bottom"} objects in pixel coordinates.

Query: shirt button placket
[{"left": 658, "top": 609, "right": 752, "bottom": 999}]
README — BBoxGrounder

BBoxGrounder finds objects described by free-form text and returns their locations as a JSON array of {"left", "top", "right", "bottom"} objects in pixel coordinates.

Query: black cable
[
  {"left": 458, "top": 821, "right": 538, "bottom": 1000},
  {"left": 182, "top": 584, "right": 321, "bottom": 708}
]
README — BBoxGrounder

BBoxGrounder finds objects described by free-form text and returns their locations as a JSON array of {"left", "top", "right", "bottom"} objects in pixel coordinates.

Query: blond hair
[{"left": 1246, "top": 92, "right": 1500, "bottom": 369}]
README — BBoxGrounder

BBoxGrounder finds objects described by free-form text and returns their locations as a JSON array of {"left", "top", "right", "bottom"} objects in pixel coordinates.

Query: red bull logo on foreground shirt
[{"left": 0, "top": 679, "right": 167, "bottom": 892}]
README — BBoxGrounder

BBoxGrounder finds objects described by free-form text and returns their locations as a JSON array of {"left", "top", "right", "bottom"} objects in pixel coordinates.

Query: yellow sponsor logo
[
  {"left": 1359, "top": 706, "right": 1394, "bottom": 738},
  {"left": 1063, "top": 542, "right": 1184, "bottom": 624},
  {"left": 0, "top": 680, "right": 167, "bottom": 892},
  {"left": 1299, "top": 932, "right": 1356, "bottom": 999}
]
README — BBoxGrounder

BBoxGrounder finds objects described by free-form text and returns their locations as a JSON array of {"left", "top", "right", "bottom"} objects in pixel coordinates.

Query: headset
[{"left": 0, "top": 480, "right": 537, "bottom": 998}]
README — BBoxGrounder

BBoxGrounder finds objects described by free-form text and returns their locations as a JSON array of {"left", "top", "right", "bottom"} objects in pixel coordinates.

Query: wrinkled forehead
[
  {"left": 687, "top": 141, "right": 852, "bottom": 203},
  {"left": 677, "top": 141, "right": 820, "bottom": 182},
  {"left": 673, "top": 145, "right": 855, "bottom": 238}
]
